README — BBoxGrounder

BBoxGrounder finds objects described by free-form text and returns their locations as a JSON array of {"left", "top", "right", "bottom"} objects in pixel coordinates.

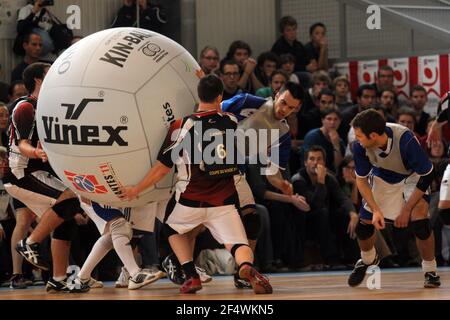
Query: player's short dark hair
[
  {"left": 197, "top": 74, "right": 223, "bottom": 103},
  {"left": 279, "top": 16, "right": 297, "bottom": 33},
  {"left": 23, "top": 62, "right": 51, "bottom": 93},
  {"left": 309, "top": 22, "right": 326, "bottom": 36},
  {"left": 351, "top": 109, "right": 385, "bottom": 137},
  {"left": 305, "top": 145, "right": 327, "bottom": 161},
  {"left": 278, "top": 81, "right": 304, "bottom": 101}
]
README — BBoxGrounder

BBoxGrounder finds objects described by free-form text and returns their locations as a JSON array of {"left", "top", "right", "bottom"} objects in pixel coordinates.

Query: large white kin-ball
[{"left": 36, "top": 27, "right": 200, "bottom": 207}]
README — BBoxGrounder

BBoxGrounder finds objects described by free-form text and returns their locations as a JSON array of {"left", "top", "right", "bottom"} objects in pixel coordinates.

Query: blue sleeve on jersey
[
  {"left": 221, "top": 93, "right": 267, "bottom": 121},
  {"left": 352, "top": 141, "right": 372, "bottom": 177},
  {"left": 399, "top": 131, "right": 433, "bottom": 175}
]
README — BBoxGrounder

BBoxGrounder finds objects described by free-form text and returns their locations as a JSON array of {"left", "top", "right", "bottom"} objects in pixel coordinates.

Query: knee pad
[
  {"left": 52, "top": 219, "right": 77, "bottom": 241},
  {"left": 355, "top": 221, "right": 375, "bottom": 240},
  {"left": 230, "top": 243, "right": 249, "bottom": 258},
  {"left": 52, "top": 198, "right": 81, "bottom": 221},
  {"left": 242, "top": 212, "right": 261, "bottom": 240},
  {"left": 110, "top": 218, "right": 132, "bottom": 242},
  {"left": 439, "top": 208, "right": 450, "bottom": 225},
  {"left": 411, "top": 219, "right": 432, "bottom": 240}
]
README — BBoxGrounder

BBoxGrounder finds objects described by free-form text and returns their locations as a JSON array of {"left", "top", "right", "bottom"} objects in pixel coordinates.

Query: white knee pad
[{"left": 110, "top": 218, "right": 132, "bottom": 242}]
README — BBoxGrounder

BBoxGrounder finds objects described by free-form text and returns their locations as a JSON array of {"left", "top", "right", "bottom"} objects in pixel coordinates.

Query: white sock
[
  {"left": 361, "top": 248, "right": 376, "bottom": 265},
  {"left": 78, "top": 234, "right": 113, "bottom": 280},
  {"left": 422, "top": 259, "right": 437, "bottom": 273},
  {"left": 112, "top": 234, "right": 140, "bottom": 277},
  {"left": 53, "top": 275, "right": 66, "bottom": 282}
]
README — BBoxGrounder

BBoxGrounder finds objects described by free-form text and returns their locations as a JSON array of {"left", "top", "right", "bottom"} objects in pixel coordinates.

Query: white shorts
[
  {"left": 165, "top": 202, "right": 248, "bottom": 245},
  {"left": 233, "top": 174, "right": 255, "bottom": 210},
  {"left": 362, "top": 173, "right": 428, "bottom": 221},
  {"left": 440, "top": 163, "right": 450, "bottom": 201},
  {"left": 5, "top": 170, "right": 67, "bottom": 217},
  {"left": 81, "top": 199, "right": 168, "bottom": 234}
]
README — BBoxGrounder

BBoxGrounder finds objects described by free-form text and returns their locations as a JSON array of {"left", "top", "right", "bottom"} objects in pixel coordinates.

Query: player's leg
[
  {"left": 410, "top": 198, "right": 441, "bottom": 288},
  {"left": 205, "top": 205, "right": 272, "bottom": 294}
]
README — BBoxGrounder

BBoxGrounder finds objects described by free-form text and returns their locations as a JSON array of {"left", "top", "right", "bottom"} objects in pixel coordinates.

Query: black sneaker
[
  {"left": 70, "top": 278, "right": 91, "bottom": 293},
  {"left": 16, "top": 239, "right": 50, "bottom": 271},
  {"left": 348, "top": 255, "right": 380, "bottom": 287},
  {"left": 9, "top": 274, "right": 27, "bottom": 289},
  {"left": 162, "top": 253, "right": 185, "bottom": 285},
  {"left": 234, "top": 272, "right": 252, "bottom": 289},
  {"left": 424, "top": 272, "right": 441, "bottom": 288},
  {"left": 46, "top": 278, "right": 72, "bottom": 293}
]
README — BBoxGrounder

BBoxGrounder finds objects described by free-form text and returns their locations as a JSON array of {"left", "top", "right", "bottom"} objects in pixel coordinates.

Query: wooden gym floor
[{"left": 1, "top": 267, "right": 449, "bottom": 300}]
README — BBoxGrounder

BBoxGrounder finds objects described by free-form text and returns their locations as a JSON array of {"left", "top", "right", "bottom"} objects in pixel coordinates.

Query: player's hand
[
  {"left": 34, "top": 142, "right": 48, "bottom": 163},
  {"left": 426, "top": 122, "right": 441, "bottom": 147},
  {"left": 394, "top": 206, "right": 411, "bottom": 228},
  {"left": 347, "top": 212, "right": 359, "bottom": 239},
  {"left": 290, "top": 194, "right": 310, "bottom": 212},
  {"left": 328, "top": 129, "right": 340, "bottom": 147},
  {"left": 372, "top": 210, "right": 385, "bottom": 230},
  {"left": 119, "top": 185, "right": 139, "bottom": 201}
]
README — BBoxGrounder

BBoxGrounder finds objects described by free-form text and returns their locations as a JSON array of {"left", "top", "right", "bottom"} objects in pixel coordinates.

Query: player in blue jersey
[
  {"left": 348, "top": 109, "right": 440, "bottom": 288},
  {"left": 427, "top": 92, "right": 450, "bottom": 228}
]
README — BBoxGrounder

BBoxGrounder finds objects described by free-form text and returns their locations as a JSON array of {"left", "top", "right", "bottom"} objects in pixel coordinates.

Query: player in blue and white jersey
[{"left": 347, "top": 109, "right": 440, "bottom": 289}]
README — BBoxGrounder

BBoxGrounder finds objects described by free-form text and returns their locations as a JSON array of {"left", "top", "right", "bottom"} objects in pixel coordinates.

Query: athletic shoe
[
  {"left": 142, "top": 266, "right": 166, "bottom": 283},
  {"left": 195, "top": 266, "right": 212, "bottom": 283},
  {"left": 234, "top": 272, "right": 252, "bottom": 289},
  {"left": 347, "top": 255, "right": 380, "bottom": 287},
  {"left": 180, "top": 277, "right": 202, "bottom": 294},
  {"left": 16, "top": 239, "right": 49, "bottom": 271},
  {"left": 46, "top": 278, "right": 72, "bottom": 293},
  {"left": 115, "top": 267, "right": 130, "bottom": 288},
  {"left": 70, "top": 277, "right": 92, "bottom": 293},
  {"left": 32, "top": 269, "right": 45, "bottom": 286},
  {"left": 424, "top": 272, "right": 441, "bottom": 288},
  {"left": 128, "top": 269, "right": 161, "bottom": 290},
  {"left": 162, "top": 254, "right": 185, "bottom": 285},
  {"left": 238, "top": 264, "right": 272, "bottom": 294},
  {"left": 9, "top": 274, "right": 27, "bottom": 289},
  {"left": 76, "top": 277, "right": 103, "bottom": 289}
]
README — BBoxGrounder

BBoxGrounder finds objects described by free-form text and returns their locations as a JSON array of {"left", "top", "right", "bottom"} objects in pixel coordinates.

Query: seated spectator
[
  {"left": 396, "top": 107, "right": 416, "bottom": 131},
  {"left": 255, "top": 69, "right": 288, "bottom": 99},
  {"left": 409, "top": 85, "right": 431, "bottom": 137},
  {"left": 245, "top": 163, "right": 310, "bottom": 270},
  {"left": 111, "top": 0, "right": 167, "bottom": 34},
  {"left": 271, "top": 16, "right": 315, "bottom": 87},
  {"left": 224, "top": 40, "right": 262, "bottom": 94},
  {"left": 301, "top": 107, "right": 345, "bottom": 172},
  {"left": 309, "top": 70, "right": 332, "bottom": 108},
  {"left": 279, "top": 53, "right": 300, "bottom": 84},
  {"left": 374, "top": 65, "right": 395, "bottom": 95},
  {"left": 10, "top": 32, "right": 45, "bottom": 83},
  {"left": 338, "top": 84, "right": 377, "bottom": 143},
  {"left": 318, "top": 88, "right": 335, "bottom": 112},
  {"left": 254, "top": 51, "right": 280, "bottom": 88},
  {"left": 304, "top": 22, "right": 329, "bottom": 71},
  {"left": 198, "top": 46, "right": 220, "bottom": 75},
  {"left": 292, "top": 145, "right": 358, "bottom": 267},
  {"left": 16, "top": 0, "right": 55, "bottom": 56},
  {"left": 219, "top": 59, "right": 243, "bottom": 100},
  {"left": 378, "top": 86, "right": 398, "bottom": 121},
  {"left": 333, "top": 76, "right": 353, "bottom": 111}
]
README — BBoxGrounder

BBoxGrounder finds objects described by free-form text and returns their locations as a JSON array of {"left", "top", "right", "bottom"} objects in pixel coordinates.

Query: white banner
[
  {"left": 418, "top": 55, "right": 440, "bottom": 116},
  {"left": 358, "top": 60, "right": 378, "bottom": 86}
]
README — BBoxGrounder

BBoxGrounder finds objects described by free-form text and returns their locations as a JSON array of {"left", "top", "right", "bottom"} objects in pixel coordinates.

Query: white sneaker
[
  {"left": 115, "top": 267, "right": 130, "bottom": 288},
  {"left": 128, "top": 269, "right": 162, "bottom": 290},
  {"left": 196, "top": 266, "right": 212, "bottom": 283},
  {"left": 86, "top": 277, "right": 103, "bottom": 288}
]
